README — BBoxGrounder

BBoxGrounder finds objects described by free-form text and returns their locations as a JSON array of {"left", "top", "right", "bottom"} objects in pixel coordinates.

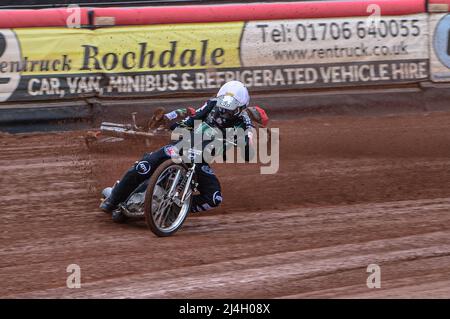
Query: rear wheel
[{"left": 144, "top": 159, "right": 192, "bottom": 237}]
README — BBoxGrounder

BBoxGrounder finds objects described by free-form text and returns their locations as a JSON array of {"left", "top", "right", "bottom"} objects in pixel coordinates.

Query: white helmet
[
  {"left": 205, "top": 81, "right": 250, "bottom": 128},
  {"left": 216, "top": 80, "right": 250, "bottom": 108}
]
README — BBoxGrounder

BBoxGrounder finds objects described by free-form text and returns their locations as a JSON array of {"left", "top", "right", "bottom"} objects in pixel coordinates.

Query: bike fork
[{"left": 181, "top": 164, "right": 196, "bottom": 203}]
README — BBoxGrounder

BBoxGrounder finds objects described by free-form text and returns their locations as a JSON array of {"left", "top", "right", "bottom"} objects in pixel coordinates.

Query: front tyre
[{"left": 144, "top": 159, "right": 192, "bottom": 237}]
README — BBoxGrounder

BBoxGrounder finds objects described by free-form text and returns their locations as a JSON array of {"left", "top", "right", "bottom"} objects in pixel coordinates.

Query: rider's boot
[
  {"left": 112, "top": 209, "right": 126, "bottom": 223},
  {"left": 99, "top": 199, "right": 117, "bottom": 214}
]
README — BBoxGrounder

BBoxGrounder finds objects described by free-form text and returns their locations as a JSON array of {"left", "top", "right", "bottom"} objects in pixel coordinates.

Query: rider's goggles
[{"left": 215, "top": 95, "right": 244, "bottom": 119}]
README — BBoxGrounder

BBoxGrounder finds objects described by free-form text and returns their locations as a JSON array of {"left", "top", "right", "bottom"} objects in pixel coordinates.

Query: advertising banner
[
  {"left": 430, "top": 13, "right": 450, "bottom": 82},
  {"left": 240, "top": 14, "right": 429, "bottom": 88},
  {"left": 0, "top": 14, "right": 429, "bottom": 103}
]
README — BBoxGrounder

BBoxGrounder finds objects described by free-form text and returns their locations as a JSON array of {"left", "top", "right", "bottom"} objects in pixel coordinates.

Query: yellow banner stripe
[{"left": 14, "top": 22, "right": 244, "bottom": 75}]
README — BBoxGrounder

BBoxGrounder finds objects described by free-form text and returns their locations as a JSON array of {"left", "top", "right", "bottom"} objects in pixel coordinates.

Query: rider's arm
[
  {"left": 238, "top": 112, "right": 256, "bottom": 162},
  {"left": 170, "top": 100, "right": 216, "bottom": 130},
  {"left": 164, "top": 107, "right": 193, "bottom": 121}
]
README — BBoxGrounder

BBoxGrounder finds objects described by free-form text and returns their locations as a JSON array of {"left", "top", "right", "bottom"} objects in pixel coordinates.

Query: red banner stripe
[
  {"left": 0, "top": 1, "right": 426, "bottom": 29},
  {"left": 0, "top": 8, "right": 90, "bottom": 28},
  {"left": 94, "top": 1, "right": 426, "bottom": 26}
]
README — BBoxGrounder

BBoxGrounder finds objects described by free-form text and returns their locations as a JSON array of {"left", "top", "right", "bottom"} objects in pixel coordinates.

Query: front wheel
[{"left": 144, "top": 159, "right": 192, "bottom": 237}]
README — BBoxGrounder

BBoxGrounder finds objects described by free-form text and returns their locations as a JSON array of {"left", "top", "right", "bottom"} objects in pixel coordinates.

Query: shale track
[{"left": 1, "top": 111, "right": 450, "bottom": 298}]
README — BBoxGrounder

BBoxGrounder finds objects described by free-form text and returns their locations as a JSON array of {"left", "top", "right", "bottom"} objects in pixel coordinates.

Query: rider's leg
[
  {"left": 191, "top": 164, "right": 222, "bottom": 213},
  {"left": 100, "top": 146, "right": 171, "bottom": 213}
]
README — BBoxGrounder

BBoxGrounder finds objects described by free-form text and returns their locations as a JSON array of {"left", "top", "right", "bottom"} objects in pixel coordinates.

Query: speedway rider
[{"left": 100, "top": 80, "right": 269, "bottom": 222}]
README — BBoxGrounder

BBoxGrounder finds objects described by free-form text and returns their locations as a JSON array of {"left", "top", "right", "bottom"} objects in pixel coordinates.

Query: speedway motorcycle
[{"left": 101, "top": 121, "right": 235, "bottom": 237}]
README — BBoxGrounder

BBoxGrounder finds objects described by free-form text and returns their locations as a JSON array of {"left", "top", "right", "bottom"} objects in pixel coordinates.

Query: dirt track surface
[{"left": 1, "top": 111, "right": 450, "bottom": 298}]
